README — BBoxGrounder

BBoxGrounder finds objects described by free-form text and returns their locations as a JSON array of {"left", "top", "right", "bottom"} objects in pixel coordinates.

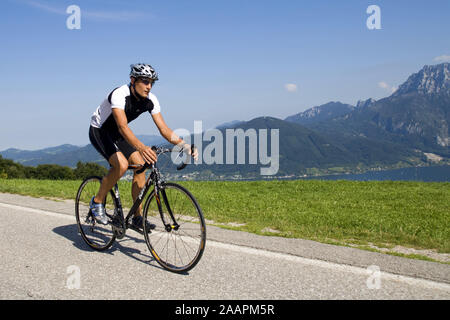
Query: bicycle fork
[{"left": 155, "top": 187, "right": 180, "bottom": 232}]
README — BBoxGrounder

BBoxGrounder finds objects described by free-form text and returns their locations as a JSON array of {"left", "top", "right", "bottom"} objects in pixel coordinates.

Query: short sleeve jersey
[{"left": 90, "top": 84, "right": 161, "bottom": 132}]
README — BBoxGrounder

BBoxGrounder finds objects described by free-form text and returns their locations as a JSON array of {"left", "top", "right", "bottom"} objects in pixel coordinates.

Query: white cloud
[
  {"left": 23, "top": 0, "right": 150, "bottom": 22},
  {"left": 378, "top": 81, "right": 397, "bottom": 94},
  {"left": 433, "top": 55, "right": 450, "bottom": 63},
  {"left": 378, "top": 81, "right": 389, "bottom": 89},
  {"left": 26, "top": 0, "right": 65, "bottom": 14},
  {"left": 83, "top": 11, "right": 148, "bottom": 21},
  {"left": 284, "top": 83, "right": 298, "bottom": 92}
]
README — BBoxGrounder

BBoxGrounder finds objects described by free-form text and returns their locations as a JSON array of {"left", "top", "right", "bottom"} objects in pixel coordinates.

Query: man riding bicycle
[{"left": 88, "top": 63, "right": 198, "bottom": 231}]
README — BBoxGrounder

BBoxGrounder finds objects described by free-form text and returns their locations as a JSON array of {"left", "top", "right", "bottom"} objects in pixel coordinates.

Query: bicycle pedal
[{"left": 128, "top": 224, "right": 144, "bottom": 235}]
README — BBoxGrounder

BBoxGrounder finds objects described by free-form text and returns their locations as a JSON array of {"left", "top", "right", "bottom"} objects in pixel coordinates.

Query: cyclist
[{"left": 88, "top": 63, "right": 198, "bottom": 231}]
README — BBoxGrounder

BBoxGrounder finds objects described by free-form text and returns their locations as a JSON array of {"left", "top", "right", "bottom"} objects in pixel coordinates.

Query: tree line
[{"left": 0, "top": 155, "right": 107, "bottom": 180}]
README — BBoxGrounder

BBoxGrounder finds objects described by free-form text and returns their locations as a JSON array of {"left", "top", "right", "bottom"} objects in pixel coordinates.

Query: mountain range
[
  {"left": 288, "top": 63, "right": 449, "bottom": 158},
  {"left": 0, "top": 135, "right": 165, "bottom": 168},
  {"left": 1, "top": 63, "right": 449, "bottom": 179}
]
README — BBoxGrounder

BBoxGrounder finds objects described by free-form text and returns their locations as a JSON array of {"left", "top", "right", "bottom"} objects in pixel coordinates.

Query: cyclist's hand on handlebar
[
  {"left": 192, "top": 146, "right": 199, "bottom": 162},
  {"left": 182, "top": 143, "right": 198, "bottom": 162},
  {"left": 139, "top": 145, "right": 157, "bottom": 164}
]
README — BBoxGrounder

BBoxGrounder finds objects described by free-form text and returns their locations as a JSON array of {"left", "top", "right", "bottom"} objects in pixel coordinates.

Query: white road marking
[
  {"left": 0, "top": 202, "right": 74, "bottom": 220},
  {"left": 208, "top": 241, "right": 450, "bottom": 292},
  {"left": 1, "top": 201, "right": 449, "bottom": 292}
]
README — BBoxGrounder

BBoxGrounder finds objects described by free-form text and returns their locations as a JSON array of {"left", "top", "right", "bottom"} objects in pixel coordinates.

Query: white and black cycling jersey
[{"left": 90, "top": 84, "right": 161, "bottom": 132}]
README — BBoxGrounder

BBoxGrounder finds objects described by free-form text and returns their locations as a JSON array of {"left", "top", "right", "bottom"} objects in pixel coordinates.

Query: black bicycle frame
[
  {"left": 111, "top": 166, "right": 179, "bottom": 231},
  {"left": 116, "top": 175, "right": 153, "bottom": 227}
]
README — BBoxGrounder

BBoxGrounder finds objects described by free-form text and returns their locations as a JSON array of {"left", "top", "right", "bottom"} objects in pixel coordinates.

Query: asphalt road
[{"left": 0, "top": 193, "right": 449, "bottom": 300}]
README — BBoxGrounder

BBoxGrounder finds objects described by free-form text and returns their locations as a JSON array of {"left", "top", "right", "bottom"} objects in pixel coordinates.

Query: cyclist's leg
[
  {"left": 113, "top": 138, "right": 145, "bottom": 216},
  {"left": 94, "top": 152, "right": 128, "bottom": 204},
  {"left": 127, "top": 151, "right": 146, "bottom": 217},
  {"left": 127, "top": 150, "right": 156, "bottom": 231},
  {"left": 89, "top": 126, "right": 128, "bottom": 204}
]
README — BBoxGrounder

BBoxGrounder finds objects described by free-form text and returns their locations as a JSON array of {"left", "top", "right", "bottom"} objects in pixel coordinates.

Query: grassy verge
[{"left": 1, "top": 178, "right": 449, "bottom": 256}]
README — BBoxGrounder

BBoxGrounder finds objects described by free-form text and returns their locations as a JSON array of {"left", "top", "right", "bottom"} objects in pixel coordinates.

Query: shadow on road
[{"left": 52, "top": 224, "right": 185, "bottom": 274}]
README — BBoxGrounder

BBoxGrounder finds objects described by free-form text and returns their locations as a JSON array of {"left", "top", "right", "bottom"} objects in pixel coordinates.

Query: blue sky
[{"left": 1, "top": 0, "right": 449, "bottom": 150}]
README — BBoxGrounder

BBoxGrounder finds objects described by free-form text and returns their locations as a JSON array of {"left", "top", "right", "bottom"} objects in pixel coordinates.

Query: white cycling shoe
[{"left": 89, "top": 197, "right": 109, "bottom": 225}]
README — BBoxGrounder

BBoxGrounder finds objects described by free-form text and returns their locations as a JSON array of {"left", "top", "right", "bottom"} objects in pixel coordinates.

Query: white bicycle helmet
[{"left": 129, "top": 63, "right": 159, "bottom": 81}]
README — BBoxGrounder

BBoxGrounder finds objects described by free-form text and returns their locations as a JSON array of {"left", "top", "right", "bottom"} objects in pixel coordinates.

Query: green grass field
[{"left": 1, "top": 178, "right": 449, "bottom": 257}]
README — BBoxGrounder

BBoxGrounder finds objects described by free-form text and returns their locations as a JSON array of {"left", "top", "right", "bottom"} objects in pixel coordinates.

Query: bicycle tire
[
  {"left": 143, "top": 182, "right": 206, "bottom": 273},
  {"left": 75, "top": 176, "right": 117, "bottom": 251}
]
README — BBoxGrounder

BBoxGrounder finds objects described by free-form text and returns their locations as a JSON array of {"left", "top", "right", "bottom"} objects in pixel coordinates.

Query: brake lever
[
  {"left": 177, "top": 162, "right": 187, "bottom": 171},
  {"left": 176, "top": 144, "right": 195, "bottom": 171}
]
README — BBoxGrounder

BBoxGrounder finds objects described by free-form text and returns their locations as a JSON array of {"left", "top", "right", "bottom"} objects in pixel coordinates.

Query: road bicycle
[{"left": 75, "top": 146, "right": 206, "bottom": 273}]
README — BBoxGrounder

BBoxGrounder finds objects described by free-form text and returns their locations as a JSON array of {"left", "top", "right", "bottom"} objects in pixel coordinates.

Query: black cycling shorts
[{"left": 89, "top": 126, "right": 137, "bottom": 161}]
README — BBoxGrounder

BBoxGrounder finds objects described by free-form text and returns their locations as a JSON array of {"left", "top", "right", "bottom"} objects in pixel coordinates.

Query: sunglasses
[{"left": 138, "top": 78, "right": 154, "bottom": 85}]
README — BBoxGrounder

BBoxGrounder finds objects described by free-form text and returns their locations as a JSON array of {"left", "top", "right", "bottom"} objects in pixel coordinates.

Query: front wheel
[{"left": 143, "top": 182, "right": 206, "bottom": 273}]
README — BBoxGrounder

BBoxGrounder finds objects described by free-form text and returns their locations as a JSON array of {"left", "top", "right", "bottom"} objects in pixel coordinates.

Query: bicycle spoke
[
  {"left": 174, "top": 232, "right": 198, "bottom": 254},
  {"left": 174, "top": 234, "right": 187, "bottom": 267},
  {"left": 177, "top": 229, "right": 203, "bottom": 241},
  {"left": 150, "top": 230, "right": 167, "bottom": 249}
]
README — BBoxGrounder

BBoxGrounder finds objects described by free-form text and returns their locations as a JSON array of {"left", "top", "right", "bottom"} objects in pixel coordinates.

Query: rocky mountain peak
[
  {"left": 285, "top": 101, "right": 354, "bottom": 125},
  {"left": 356, "top": 98, "right": 376, "bottom": 108},
  {"left": 394, "top": 63, "right": 450, "bottom": 96}
]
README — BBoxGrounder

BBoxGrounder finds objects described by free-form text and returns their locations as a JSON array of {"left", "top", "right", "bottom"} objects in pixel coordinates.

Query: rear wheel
[
  {"left": 143, "top": 182, "right": 206, "bottom": 273},
  {"left": 75, "top": 176, "right": 117, "bottom": 251}
]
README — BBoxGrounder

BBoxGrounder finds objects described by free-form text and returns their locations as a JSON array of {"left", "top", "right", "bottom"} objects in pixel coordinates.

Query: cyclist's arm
[
  {"left": 152, "top": 112, "right": 198, "bottom": 160},
  {"left": 152, "top": 112, "right": 184, "bottom": 145},
  {"left": 112, "top": 108, "right": 157, "bottom": 163}
]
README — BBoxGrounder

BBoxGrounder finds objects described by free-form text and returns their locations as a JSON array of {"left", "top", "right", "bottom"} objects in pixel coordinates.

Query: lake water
[{"left": 302, "top": 165, "right": 450, "bottom": 182}]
